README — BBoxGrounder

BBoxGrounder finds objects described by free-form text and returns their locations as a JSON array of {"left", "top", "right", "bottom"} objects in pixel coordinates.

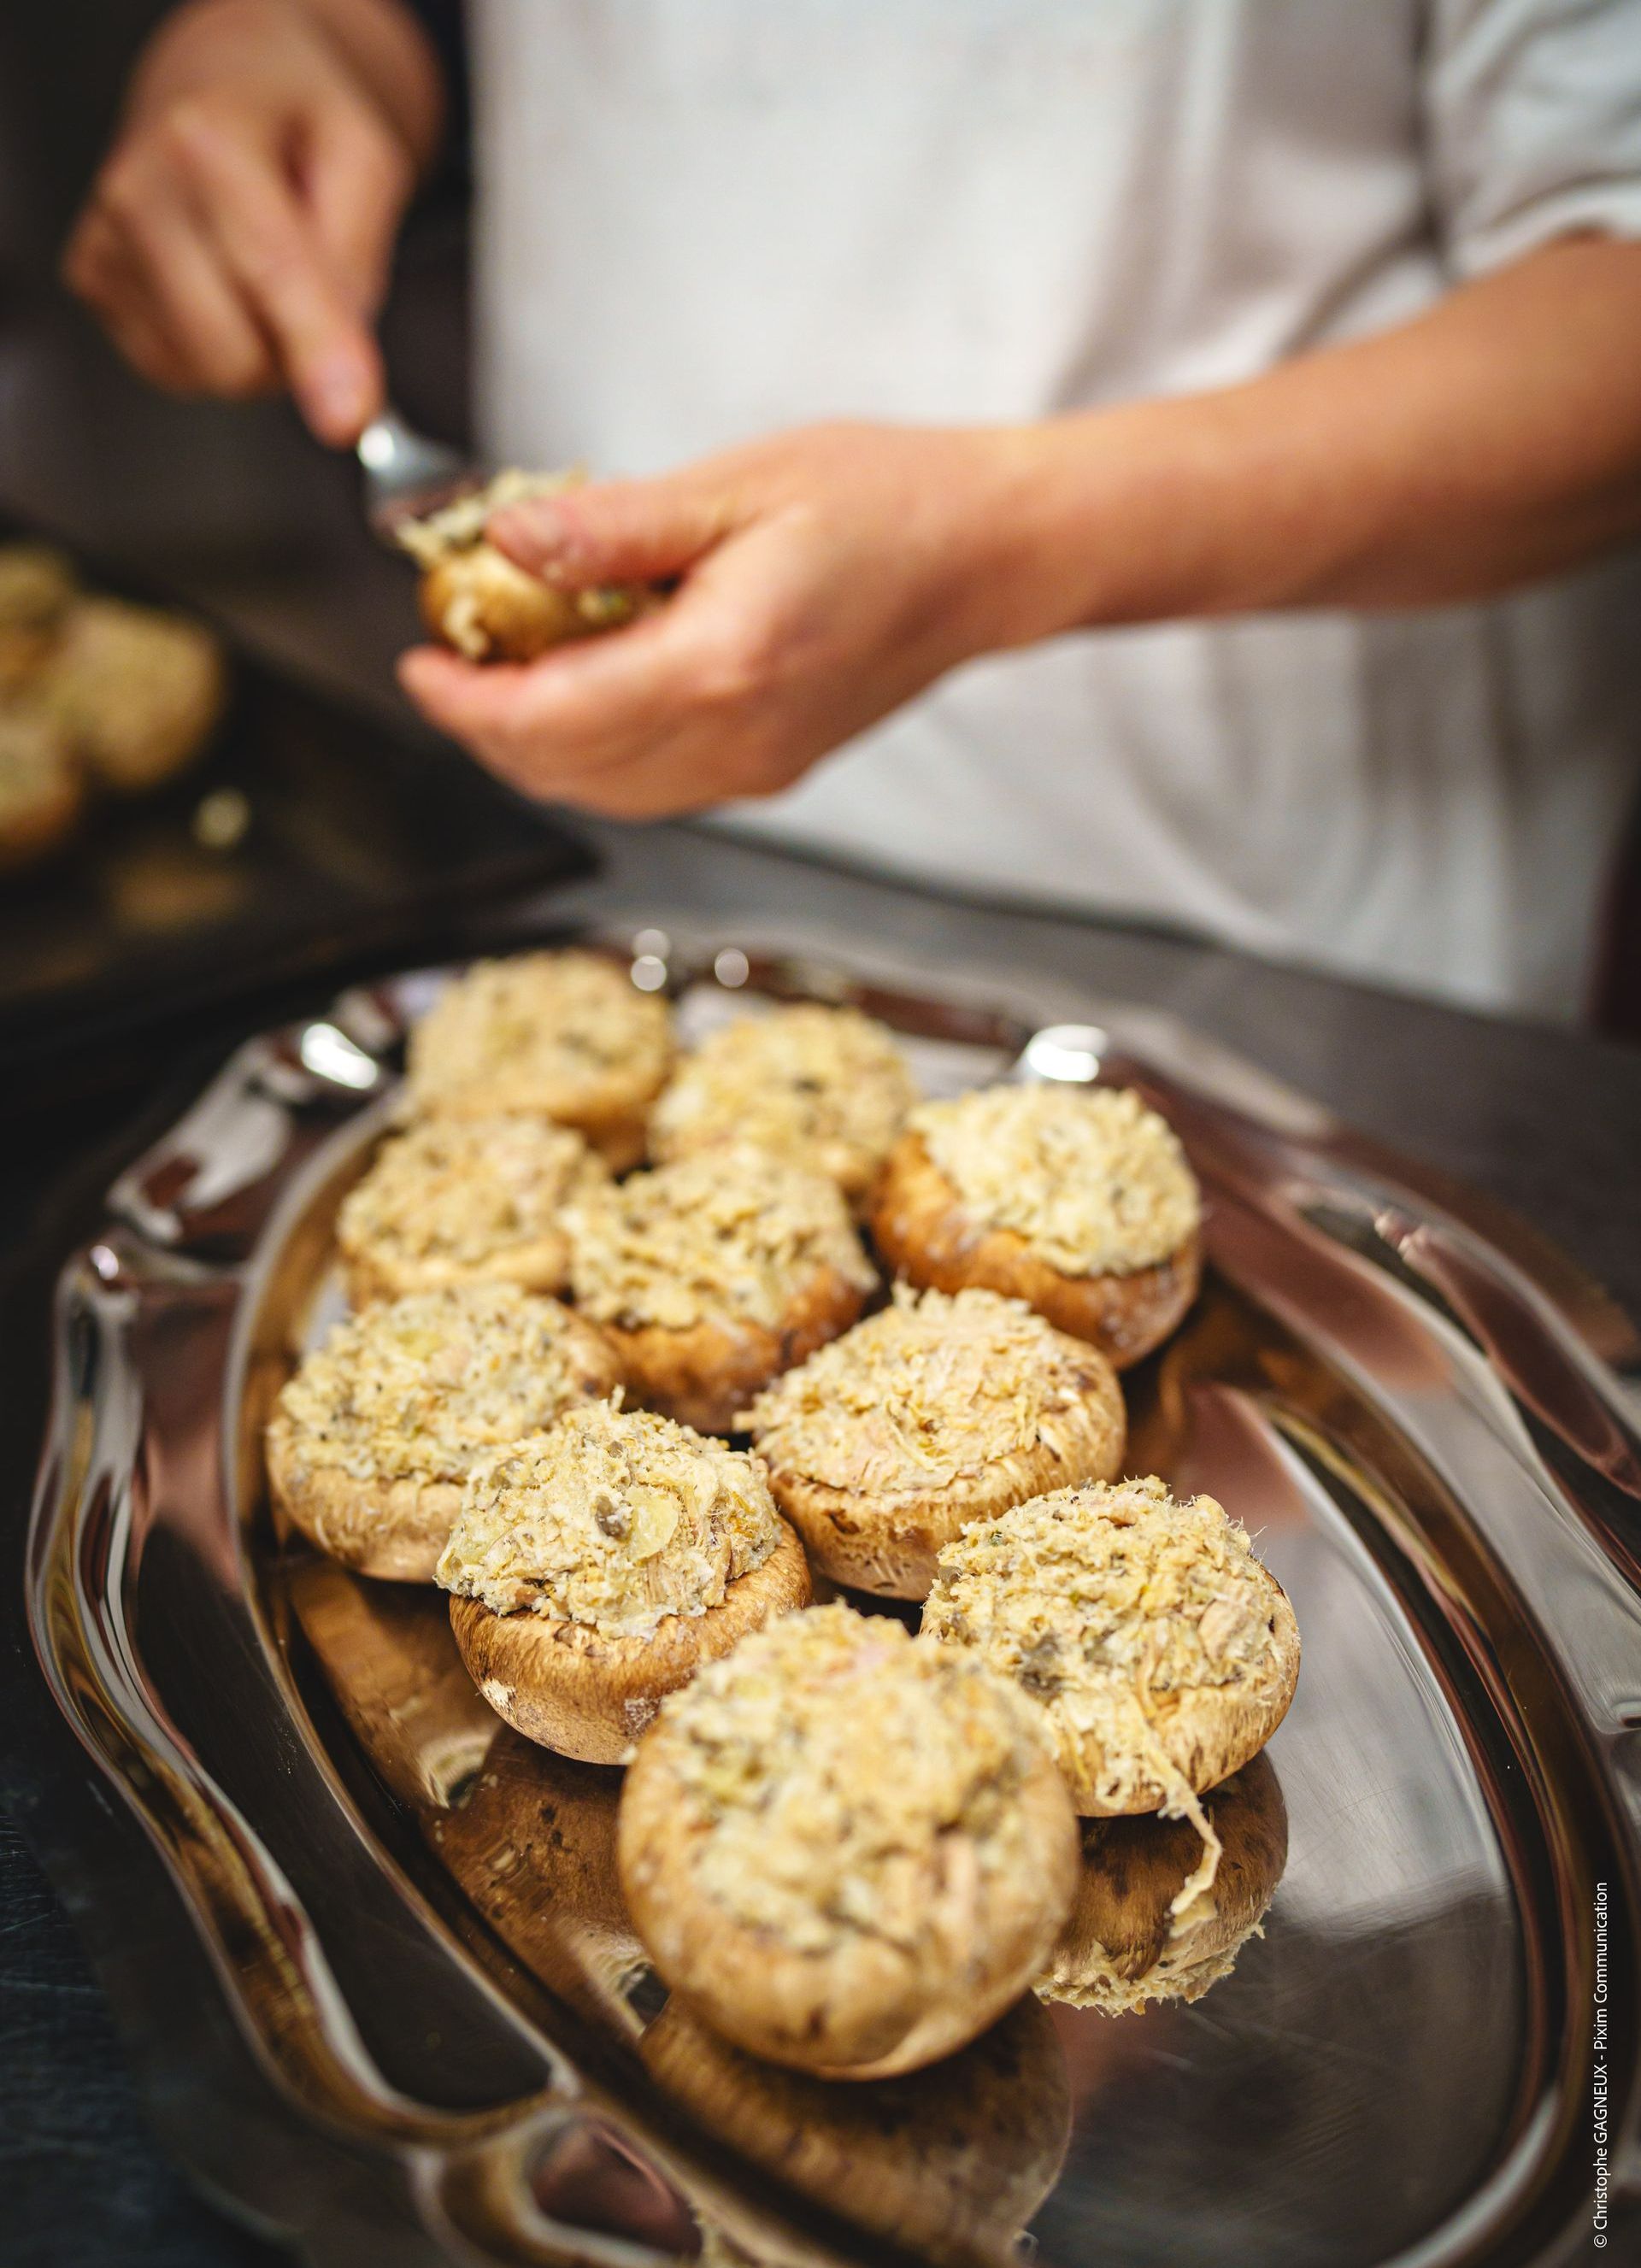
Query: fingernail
[{"left": 488, "top": 502, "right": 576, "bottom": 575}]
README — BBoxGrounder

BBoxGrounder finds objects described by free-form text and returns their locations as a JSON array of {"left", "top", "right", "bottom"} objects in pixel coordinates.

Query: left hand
[{"left": 396, "top": 421, "right": 1054, "bottom": 819}]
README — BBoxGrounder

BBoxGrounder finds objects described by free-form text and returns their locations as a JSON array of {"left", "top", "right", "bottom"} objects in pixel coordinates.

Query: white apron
[{"left": 470, "top": 0, "right": 1641, "bottom": 1016}]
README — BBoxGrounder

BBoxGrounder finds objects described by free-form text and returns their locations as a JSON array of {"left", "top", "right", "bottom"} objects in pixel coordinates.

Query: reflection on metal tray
[{"left": 25, "top": 922, "right": 1641, "bottom": 2268}]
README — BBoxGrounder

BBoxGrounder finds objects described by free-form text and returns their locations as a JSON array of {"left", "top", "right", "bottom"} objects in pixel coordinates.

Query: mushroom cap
[
  {"left": 618, "top": 1606, "right": 1079, "bottom": 2077},
  {"left": 649, "top": 1003, "right": 917, "bottom": 1205},
  {"left": 870, "top": 1131, "right": 1201, "bottom": 1370},
  {"left": 745, "top": 1287, "right": 1126, "bottom": 1598},
  {"left": 568, "top": 1148, "right": 876, "bottom": 1432},
  {"left": 0, "top": 708, "right": 84, "bottom": 871},
  {"left": 449, "top": 1518, "right": 813, "bottom": 1763},
  {"left": 336, "top": 1113, "right": 608, "bottom": 1307},
  {"left": 420, "top": 544, "right": 642, "bottom": 664},
  {"left": 268, "top": 1429, "right": 464, "bottom": 1582},
  {"left": 40, "top": 594, "right": 226, "bottom": 793},
  {"left": 406, "top": 949, "right": 673, "bottom": 1166},
  {"left": 265, "top": 1285, "right": 621, "bottom": 1582},
  {"left": 604, "top": 1263, "right": 872, "bottom": 1436},
  {"left": 922, "top": 1476, "right": 1300, "bottom": 1816}
]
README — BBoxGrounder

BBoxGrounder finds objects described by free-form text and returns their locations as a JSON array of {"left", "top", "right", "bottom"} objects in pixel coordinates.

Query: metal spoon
[{"left": 356, "top": 405, "right": 480, "bottom": 547}]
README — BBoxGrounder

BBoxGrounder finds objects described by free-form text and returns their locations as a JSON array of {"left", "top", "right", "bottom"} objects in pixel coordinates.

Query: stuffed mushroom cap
[{"left": 618, "top": 1603, "right": 1079, "bottom": 2077}]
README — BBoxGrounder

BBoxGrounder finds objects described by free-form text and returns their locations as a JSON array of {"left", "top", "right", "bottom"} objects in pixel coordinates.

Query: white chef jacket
[{"left": 470, "top": 0, "right": 1641, "bottom": 1018}]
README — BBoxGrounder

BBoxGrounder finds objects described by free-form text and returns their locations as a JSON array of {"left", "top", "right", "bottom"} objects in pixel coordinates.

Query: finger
[
  {"left": 64, "top": 212, "right": 202, "bottom": 392},
  {"left": 167, "top": 106, "right": 383, "bottom": 442},
  {"left": 462, "top": 716, "right": 782, "bottom": 821},
  {"left": 398, "top": 644, "right": 795, "bottom": 822},
  {"left": 397, "top": 608, "right": 706, "bottom": 767},
  {"left": 485, "top": 467, "right": 740, "bottom": 587},
  {"left": 298, "top": 101, "right": 413, "bottom": 320},
  {"left": 94, "top": 151, "right": 277, "bottom": 397}
]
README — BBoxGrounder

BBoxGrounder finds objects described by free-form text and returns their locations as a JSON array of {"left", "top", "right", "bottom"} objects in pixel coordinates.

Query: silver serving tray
[{"left": 26, "top": 922, "right": 1641, "bottom": 2268}]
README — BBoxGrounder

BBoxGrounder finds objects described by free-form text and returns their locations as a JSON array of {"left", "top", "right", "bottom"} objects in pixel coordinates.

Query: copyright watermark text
[{"left": 1592, "top": 1883, "right": 1609, "bottom": 2248}]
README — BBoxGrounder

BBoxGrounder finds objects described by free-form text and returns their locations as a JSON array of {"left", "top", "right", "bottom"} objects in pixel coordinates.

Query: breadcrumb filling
[
  {"left": 653, "top": 1606, "right": 1050, "bottom": 1955},
  {"left": 272, "top": 1284, "right": 612, "bottom": 1486},
  {"left": 395, "top": 469, "right": 576, "bottom": 567},
  {"left": 742, "top": 1285, "right": 1119, "bottom": 1493},
  {"left": 338, "top": 1114, "right": 607, "bottom": 1273},
  {"left": 909, "top": 1084, "right": 1200, "bottom": 1276},
  {"left": 437, "top": 1401, "right": 782, "bottom": 1636},
  {"left": 650, "top": 1004, "right": 916, "bottom": 1189},
  {"left": 568, "top": 1147, "right": 875, "bottom": 1334},
  {"left": 408, "top": 951, "right": 672, "bottom": 1114},
  {"left": 923, "top": 1478, "right": 1285, "bottom": 1911}
]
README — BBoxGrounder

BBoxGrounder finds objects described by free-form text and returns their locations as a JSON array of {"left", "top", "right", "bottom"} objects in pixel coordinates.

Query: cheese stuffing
[
  {"left": 436, "top": 1401, "right": 783, "bottom": 1636},
  {"left": 650, "top": 1004, "right": 916, "bottom": 1195},
  {"left": 742, "top": 1285, "right": 1120, "bottom": 1495},
  {"left": 909, "top": 1083, "right": 1200, "bottom": 1276},
  {"left": 568, "top": 1147, "right": 875, "bottom": 1334},
  {"left": 269, "top": 1284, "right": 615, "bottom": 1487},
  {"left": 649, "top": 1605, "right": 1052, "bottom": 1955}
]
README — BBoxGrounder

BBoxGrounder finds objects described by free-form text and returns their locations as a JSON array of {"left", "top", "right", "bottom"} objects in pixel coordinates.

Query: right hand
[{"left": 64, "top": 0, "right": 437, "bottom": 444}]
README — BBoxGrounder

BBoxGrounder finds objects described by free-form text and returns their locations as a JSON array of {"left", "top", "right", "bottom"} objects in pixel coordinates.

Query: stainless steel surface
[
  {"left": 26, "top": 921, "right": 1641, "bottom": 2267},
  {"left": 356, "top": 408, "right": 478, "bottom": 545}
]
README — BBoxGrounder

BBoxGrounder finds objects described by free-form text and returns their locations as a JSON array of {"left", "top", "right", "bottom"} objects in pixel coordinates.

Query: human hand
[
  {"left": 64, "top": 0, "right": 440, "bottom": 443},
  {"left": 397, "top": 420, "right": 1060, "bottom": 819}
]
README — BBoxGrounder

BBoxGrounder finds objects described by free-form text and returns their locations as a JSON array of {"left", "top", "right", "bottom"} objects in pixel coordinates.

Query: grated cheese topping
[
  {"left": 437, "top": 1401, "right": 782, "bottom": 1636},
  {"left": 649, "top": 1604, "right": 1052, "bottom": 1955},
  {"left": 271, "top": 1284, "right": 615, "bottom": 1487},
  {"left": 742, "top": 1285, "right": 1120, "bottom": 1495},
  {"left": 395, "top": 469, "right": 574, "bottom": 566},
  {"left": 650, "top": 1004, "right": 917, "bottom": 1194},
  {"left": 909, "top": 1083, "right": 1200, "bottom": 1276},
  {"left": 407, "top": 950, "right": 672, "bottom": 1119},
  {"left": 337, "top": 1113, "right": 608, "bottom": 1278},
  {"left": 923, "top": 1478, "right": 1287, "bottom": 1911},
  {"left": 568, "top": 1146, "right": 875, "bottom": 1335}
]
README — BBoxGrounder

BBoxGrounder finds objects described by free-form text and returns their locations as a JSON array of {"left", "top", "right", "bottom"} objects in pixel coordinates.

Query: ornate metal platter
[{"left": 25, "top": 922, "right": 1641, "bottom": 2267}]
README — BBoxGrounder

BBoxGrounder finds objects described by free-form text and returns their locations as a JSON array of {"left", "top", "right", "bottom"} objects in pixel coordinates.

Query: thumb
[{"left": 485, "top": 469, "right": 738, "bottom": 587}]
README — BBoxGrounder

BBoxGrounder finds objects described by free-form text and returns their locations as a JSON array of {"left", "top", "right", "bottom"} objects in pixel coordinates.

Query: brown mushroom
[
  {"left": 618, "top": 1605, "right": 1079, "bottom": 2078},
  {"left": 566, "top": 1148, "right": 876, "bottom": 1434},
  {"left": 1040, "top": 1749, "right": 1290, "bottom": 2012},
  {"left": 642, "top": 1989, "right": 1071, "bottom": 2260},
  {"left": 869, "top": 1083, "right": 1203, "bottom": 1369},
  {"left": 397, "top": 470, "right": 648, "bottom": 666},
  {"left": 266, "top": 1284, "right": 621, "bottom": 1582},
  {"left": 921, "top": 1475, "right": 1300, "bottom": 1821},
  {"left": 406, "top": 949, "right": 673, "bottom": 1172},
  {"left": 649, "top": 1003, "right": 918, "bottom": 1211},
  {"left": 336, "top": 1113, "right": 609, "bottom": 1307},
  {"left": 438, "top": 1402, "right": 812, "bottom": 1763},
  {"left": 744, "top": 1286, "right": 1126, "bottom": 1598}
]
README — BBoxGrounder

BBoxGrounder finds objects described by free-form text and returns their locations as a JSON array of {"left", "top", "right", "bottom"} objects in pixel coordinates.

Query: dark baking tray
[
  {"left": 20, "top": 921, "right": 1641, "bottom": 2268},
  {"left": 0, "top": 511, "right": 592, "bottom": 1098}
]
